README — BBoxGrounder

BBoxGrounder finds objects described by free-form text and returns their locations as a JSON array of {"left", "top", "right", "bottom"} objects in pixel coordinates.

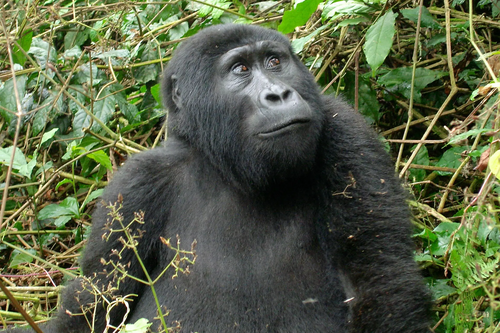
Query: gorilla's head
[{"left": 162, "top": 24, "right": 325, "bottom": 190}]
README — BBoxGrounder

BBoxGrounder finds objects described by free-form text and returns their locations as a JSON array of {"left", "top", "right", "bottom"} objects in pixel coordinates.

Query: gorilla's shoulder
[
  {"left": 100, "top": 139, "right": 191, "bottom": 204},
  {"left": 321, "top": 95, "right": 371, "bottom": 132}
]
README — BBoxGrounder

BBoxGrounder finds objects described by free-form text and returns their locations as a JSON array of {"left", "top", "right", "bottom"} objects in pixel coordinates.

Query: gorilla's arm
[
  {"left": 320, "top": 97, "right": 430, "bottom": 333},
  {"left": 5, "top": 142, "right": 187, "bottom": 333}
]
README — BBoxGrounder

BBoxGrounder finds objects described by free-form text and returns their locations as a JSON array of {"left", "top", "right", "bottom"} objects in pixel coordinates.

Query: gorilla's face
[
  {"left": 164, "top": 26, "right": 324, "bottom": 190},
  {"left": 215, "top": 40, "right": 323, "bottom": 182},
  {"left": 217, "top": 41, "right": 319, "bottom": 142}
]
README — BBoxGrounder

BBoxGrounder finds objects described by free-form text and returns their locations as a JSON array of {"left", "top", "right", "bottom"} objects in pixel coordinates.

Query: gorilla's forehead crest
[{"left": 176, "top": 24, "right": 290, "bottom": 58}]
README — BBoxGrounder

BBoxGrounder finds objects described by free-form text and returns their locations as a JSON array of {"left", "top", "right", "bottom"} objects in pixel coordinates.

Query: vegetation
[{"left": 0, "top": 0, "right": 499, "bottom": 331}]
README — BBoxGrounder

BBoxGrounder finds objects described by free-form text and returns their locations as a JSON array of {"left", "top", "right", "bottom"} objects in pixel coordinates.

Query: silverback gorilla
[{"left": 4, "top": 24, "right": 430, "bottom": 332}]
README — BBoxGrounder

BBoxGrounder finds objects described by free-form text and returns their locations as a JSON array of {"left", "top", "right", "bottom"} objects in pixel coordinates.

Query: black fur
[{"left": 3, "top": 24, "right": 430, "bottom": 333}]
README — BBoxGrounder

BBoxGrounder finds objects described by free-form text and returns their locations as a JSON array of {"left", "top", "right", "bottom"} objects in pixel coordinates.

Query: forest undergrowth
[{"left": 1, "top": 0, "right": 500, "bottom": 332}]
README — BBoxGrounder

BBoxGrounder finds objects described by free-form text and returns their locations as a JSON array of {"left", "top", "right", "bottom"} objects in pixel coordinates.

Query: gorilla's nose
[{"left": 260, "top": 85, "right": 293, "bottom": 107}]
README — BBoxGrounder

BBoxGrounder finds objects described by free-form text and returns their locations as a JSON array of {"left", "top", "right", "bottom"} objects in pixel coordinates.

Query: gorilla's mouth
[{"left": 258, "top": 119, "right": 310, "bottom": 138}]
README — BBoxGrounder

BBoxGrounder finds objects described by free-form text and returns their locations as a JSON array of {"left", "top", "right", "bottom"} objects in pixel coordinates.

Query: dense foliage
[{"left": 0, "top": 0, "right": 500, "bottom": 332}]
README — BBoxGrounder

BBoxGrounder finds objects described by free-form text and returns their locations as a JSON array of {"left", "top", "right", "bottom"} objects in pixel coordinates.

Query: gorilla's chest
[{"left": 134, "top": 180, "right": 348, "bottom": 332}]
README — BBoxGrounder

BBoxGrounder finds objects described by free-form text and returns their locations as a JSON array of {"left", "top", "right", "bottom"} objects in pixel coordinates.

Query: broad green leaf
[
  {"left": 378, "top": 67, "right": 446, "bottom": 87},
  {"left": 41, "top": 128, "right": 59, "bottom": 145},
  {"left": 414, "top": 227, "right": 437, "bottom": 242},
  {"left": 76, "top": 63, "right": 103, "bottom": 86},
  {"left": 168, "top": 22, "right": 189, "bottom": 41},
  {"left": 337, "top": 16, "right": 369, "bottom": 27},
  {"left": 82, "top": 189, "right": 104, "bottom": 210},
  {"left": 28, "top": 38, "right": 57, "bottom": 70},
  {"left": 38, "top": 204, "right": 74, "bottom": 220},
  {"left": 344, "top": 72, "right": 380, "bottom": 123},
  {"left": 0, "top": 75, "right": 27, "bottom": 124},
  {"left": 322, "top": 0, "right": 371, "bottom": 21},
  {"left": 92, "top": 93, "right": 116, "bottom": 132},
  {"left": 60, "top": 197, "right": 80, "bottom": 217},
  {"left": 427, "top": 278, "right": 457, "bottom": 299},
  {"left": 88, "top": 150, "right": 113, "bottom": 171},
  {"left": 489, "top": 150, "right": 500, "bottom": 180},
  {"left": 114, "top": 84, "right": 140, "bottom": 123},
  {"left": 134, "top": 44, "right": 160, "bottom": 84},
  {"left": 55, "top": 178, "right": 74, "bottom": 191},
  {"left": 430, "top": 222, "right": 460, "bottom": 256},
  {"left": 401, "top": 7, "right": 440, "bottom": 29},
  {"left": 278, "top": 0, "right": 323, "bottom": 34},
  {"left": 18, "top": 152, "right": 37, "bottom": 179},
  {"left": 409, "top": 145, "right": 429, "bottom": 182},
  {"left": 54, "top": 215, "right": 73, "bottom": 228},
  {"left": 363, "top": 10, "right": 396, "bottom": 75},
  {"left": 64, "top": 27, "right": 90, "bottom": 50},
  {"left": 64, "top": 46, "right": 82, "bottom": 58},
  {"left": 0, "top": 146, "right": 30, "bottom": 177},
  {"left": 291, "top": 26, "right": 328, "bottom": 54},
  {"left": 9, "top": 249, "right": 37, "bottom": 268},
  {"left": 150, "top": 84, "right": 161, "bottom": 105},
  {"left": 94, "top": 49, "right": 130, "bottom": 60},
  {"left": 32, "top": 90, "right": 64, "bottom": 135},
  {"left": 436, "top": 147, "right": 465, "bottom": 175},
  {"left": 122, "top": 318, "right": 152, "bottom": 333},
  {"left": 447, "top": 128, "right": 490, "bottom": 145},
  {"left": 13, "top": 30, "right": 33, "bottom": 66},
  {"left": 211, "top": 0, "right": 231, "bottom": 19},
  {"left": 90, "top": 19, "right": 105, "bottom": 42},
  {"left": 378, "top": 67, "right": 447, "bottom": 102}
]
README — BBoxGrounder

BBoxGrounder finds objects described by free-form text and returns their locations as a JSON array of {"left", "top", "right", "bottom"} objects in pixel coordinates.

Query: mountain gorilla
[{"left": 3, "top": 24, "right": 430, "bottom": 332}]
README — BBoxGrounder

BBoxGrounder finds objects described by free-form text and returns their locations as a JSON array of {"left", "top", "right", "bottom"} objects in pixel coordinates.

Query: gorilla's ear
[{"left": 171, "top": 75, "right": 182, "bottom": 109}]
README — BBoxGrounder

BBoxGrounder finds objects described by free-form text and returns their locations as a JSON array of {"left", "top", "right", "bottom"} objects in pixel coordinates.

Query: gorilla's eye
[
  {"left": 267, "top": 57, "right": 280, "bottom": 69},
  {"left": 232, "top": 63, "right": 249, "bottom": 73}
]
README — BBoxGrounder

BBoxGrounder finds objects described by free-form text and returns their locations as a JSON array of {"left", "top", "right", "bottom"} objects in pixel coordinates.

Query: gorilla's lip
[{"left": 258, "top": 119, "right": 310, "bottom": 138}]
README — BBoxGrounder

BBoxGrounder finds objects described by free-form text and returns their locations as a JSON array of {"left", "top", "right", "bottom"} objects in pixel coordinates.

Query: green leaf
[
  {"left": 447, "top": 128, "right": 490, "bottom": 145},
  {"left": 290, "top": 26, "right": 328, "bottom": 54},
  {"left": 41, "top": 128, "right": 59, "bottom": 145},
  {"left": 401, "top": 7, "right": 441, "bottom": 29},
  {"left": 430, "top": 222, "right": 460, "bottom": 256},
  {"left": 427, "top": 278, "right": 457, "bottom": 299},
  {"left": 0, "top": 146, "right": 30, "bottom": 177},
  {"left": 92, "top": 93, "right": 116, "bottom": 132},
  {"left": 414, "top": 227, "right": 437, "bottom": 242},
  {"left": 87, "top": 150, "right": 112, "bottom": 171},
  {"left": 82, "top": 189, "right": 104, "bottom": 210},
  {"left": 13, "top": 30, "right": 33, "bottom": 66},
  {"left": 344, "top": 72, "right": 381, "bottom": 123},
  {"left": 0, "top": 75, "right": 27, "bottom": 124},
  {"left": 378, "top": 67, "right": 447, "bottom": 102},
  {"left": 322, "top": 0, "right": 371, "bottom": 21},
  {"left": 54, "top": 215, "right": 73, "bottom": 228},
  {"left": 32, "top": 90, "right": 64, "bottom": 135},
  {"left": 363, "top": 10, "right": 396, "bottom": 75},
  {"left": 150, "top": 84, "right": 161, "bottom": 105},
  {"left": 409, "top": 145, "right": 429, "bottom": 182},
  {"left": 64, "top": 27, "right": 90, "bottom": 50},
  {"left": 60, "top": 197, "right": 80, "bottom": 217},
  {"left": 9, "top": 249, "right": 37, "bottom": 268},
  {"left": 28, "top": 38, "right": 57, "bottom": 70},
  {"left": 435, "top": 147, "right": 465, "bottom": 175},
  {"left": 122, "top": 318, "right": 152, "bottom": 333},
  {"left": 18, "top": 151, "right": 37, "bottom": 179},
  {"left": 38, "top": 204, "right": 74, "bottom": 220},
  {"left": 278, "top": 0, "right": 323, "bottom": 34},
  {"left": 76, "top": 63, "right": 103, "bottom": 86},
  {"left": 489, "top": 150, "right": 500, "bottom": 180},
  {"left": 55, "top": 178, "right": 74, "bottom": 191},
  {"left": 94, "top": 49, "right": 130, "bottom": 60},
  {"left": 133, "top": 43, "right": 160, "bottom": 84}
]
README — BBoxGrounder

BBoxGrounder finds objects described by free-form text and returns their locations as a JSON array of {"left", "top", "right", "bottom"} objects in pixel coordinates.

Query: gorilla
[{"left": 3, "top": 24, "right": 430, "bottom": 332}]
